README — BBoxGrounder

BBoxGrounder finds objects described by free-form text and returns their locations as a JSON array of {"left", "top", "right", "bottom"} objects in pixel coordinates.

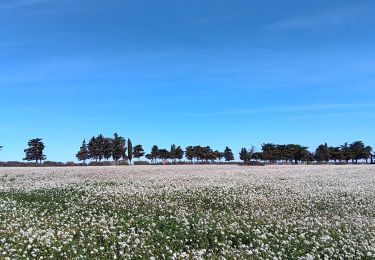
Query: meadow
[{"left": 0, "top": 165, "right": 374, "bottom": 259}]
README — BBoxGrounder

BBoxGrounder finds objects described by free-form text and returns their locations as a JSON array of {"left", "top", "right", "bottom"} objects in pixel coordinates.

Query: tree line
[
  {"left": 254, "top": 142, "right": 373, "bottom": 164},
  {"left": 0, "top": 137, "right": 374, "bottom": 165}
]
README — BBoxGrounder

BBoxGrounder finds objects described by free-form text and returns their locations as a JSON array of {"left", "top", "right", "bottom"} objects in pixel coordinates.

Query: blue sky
[{"left": 1, "top": 0, "right": 374, "bottom": 161}]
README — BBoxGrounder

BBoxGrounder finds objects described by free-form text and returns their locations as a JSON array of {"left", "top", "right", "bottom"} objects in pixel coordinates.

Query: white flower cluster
[{"left": 0, "top": 165, "right": 374, "bottom": 259}]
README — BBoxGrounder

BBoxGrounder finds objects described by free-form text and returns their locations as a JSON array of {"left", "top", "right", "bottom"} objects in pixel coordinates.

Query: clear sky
[{"left": 1, "top": 0, "right": 374, "bottom": 162}]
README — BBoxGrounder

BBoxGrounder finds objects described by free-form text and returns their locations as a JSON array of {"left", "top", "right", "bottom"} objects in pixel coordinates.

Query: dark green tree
[
  {"left": 302, "top": 152, "right": 315, "bottom": 163},
  {"left": 185, "top": 146, "right": 195, "bottom": 162},
  {"left": 261, "top": 143, "right": 278, "bottom": 163},
  {"left": 23, "top": 138, "right": 46, "bottom": 163},
  {"left": 95, "top": 134, "right": 105, "bottom": 162},
  {"left": 349, "top": 141, "right": 370, "bottom": 163},
  {"left": 103, "top": 138, "right": 113, "bottom": 161},
  {"left": 286, "top": 144, "right": 309, "bottom": 164},
  {"left": 150, "top": 145, "right": 159, "bottom": 164},
  {"left": 145, "top": 153, "right": 153, "bottom": 162},
  {"left": 214, "top": 150, "right": 224, "bottom": 162},
  {"left": 76, "top": 139, "right": 90, "bottom": 164},
  {"left": 169, "top": 144, "right": 177, "bottom": 163},
  {"left": 158, "top": 149, "right": 170, "bottom": 162},
  {"left": 315, "top": 143, "right": 330, "bottom": 163},
  {"left": 88, "top": 136, "right": 99, "bottom": 162},
  {"left": 240, "top": 148, "right": 249, "bottom": 163},
  {"left": 112, "top": 133, "right": 126, "bottom": 164},
  {"left": 201, "top": 146, "right": 213, "bottom": 162},
  {"left": 328, "top": 146, "right": 343, "bottom": 163},
  {"left": 365, "top": 146, "right": 373, "bottom": 164},
  {"left": 127, "top": 138, "right": 133, "bottom": 164},
  {"left": 223, "top": 146, "right": 234, "bottom": 162},
  {"left": 133, "top": 145, "right": 145, "bottom": 160},
  {"left": 253, "top": 152, "right": 263, "bottom": 161},
  {"left": 175, "top": 146, "right": 184, "bottom": 162},
  {"left": 341, "top": 142, "right": 353, "bottom": 163}
]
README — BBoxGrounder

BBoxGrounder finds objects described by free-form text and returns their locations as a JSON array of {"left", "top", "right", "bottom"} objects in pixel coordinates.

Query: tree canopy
[{"left": 23, "top": 138, "right": 46, "bottom": 163}]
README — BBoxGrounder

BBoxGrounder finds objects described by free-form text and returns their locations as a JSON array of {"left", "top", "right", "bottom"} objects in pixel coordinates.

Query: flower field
[{"left": 0, "top": 165, "right": 375, "bottom": 259}]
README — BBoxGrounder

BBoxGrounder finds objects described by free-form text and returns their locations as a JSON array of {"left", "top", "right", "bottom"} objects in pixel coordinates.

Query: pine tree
[
  {"left": 315, "top": 143, "right": 330, "bottom": 163},
  {"left": 133, "top": 145, "right": 145, "bottom": 160},
  {"left": 103, "top": 138, "right": 113, "bottom": 161},
  {"left": 127, "top": 138, "right": 133, "bottom": 164},
  {"left": 185, "top": 146, "right": 195, "bottom": 162},
  {"left": 23, "top": 138, "right": 46, "bottom": 163},
  {"left": 150, "top": 145, "right": 159, "bottom": 164},
  {"left": 224, "top": 146, "right": 234, "bottom": 162},
  {"left": 175, "top": 146, "right": 184, "bottom": 162},
  {"left": 349, "top": 141, "right": 370, "bottom": 164},
  {"left": 158, "top": 149, "right": 170, "bottom": 162},
  {"left": 96, "top": 134, "right": 105, "bottom": 162},
  {"left": 240, "top": 148, "right": 249, "bottom": 163},
  {"left": 88, "top": 136, "right": 99, "bottom": 162},
  {"left": 170, "top": 144, "right": 177, "bottom": 163},
  {"left": 76, "top": 139, "right": 90, "bottom": 164},
  {"left": 112, "top": 133, "right": 126, "bottom": 164},
  {"left": 214, "top": 150, "right": 224, "bottom": 162}
]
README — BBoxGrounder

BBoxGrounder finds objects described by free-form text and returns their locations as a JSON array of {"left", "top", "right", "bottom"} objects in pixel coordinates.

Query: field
[{"left": 0, "top": 165, "right": 375, "bottom": 259}]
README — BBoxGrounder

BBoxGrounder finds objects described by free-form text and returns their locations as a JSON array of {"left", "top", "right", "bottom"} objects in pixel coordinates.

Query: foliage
[
  {"left": 23, "top": 138, "right": 46, "bottom": 163},
  {"left": 76, "top": 139, "right": 90, "bottom": 163},
  {"left": 133, "top": 145, "right": 145, "bottom": 160},
  {"left": 127, "top": 138, "right": 133, "bottom": 164},
  {"left": 224, "top": 147, "right": 234, "bottom": 162},
  {"left": 112, "top": 133, "right": 126, "bottom": 163}
]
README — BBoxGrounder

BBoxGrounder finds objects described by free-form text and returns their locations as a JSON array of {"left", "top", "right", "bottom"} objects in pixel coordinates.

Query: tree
[
  {"left": 175, "top": 146, "right": 184, "bottom": 162},
  {"left": 286, "top": 144, "right": 309, "bottom": 164},
  {"left": 315, "top": 143, "right": 330, "bottom": 163},
  {"left": 112, "top": 133, "right": 126, "bottom": 164},
  {"left": 240, "top": 148, "right": 249, "bottom": 163},
  {"left": 76, "top": 139, "right": 90, "bottom": 164},
  {"left": 302, "top": 152, "right": 315, "bottom": 164},
  {"left": 23, "top": 138, "right": 46, "bottom": 163},
  {"left": 87, "top": 135, "right": 105, "bottom": 162},
  {"left": 145, "top": 153, "right": 153, "bottom": 162},
  {"left": 133, "top": 145, "right": 145, "bottom": 160},
  {"left": 185, "top": 146, "right": 195, "bottom": 162},
  {"left": 103, "top": 138, "right": 113, "bottom": 161},
  {"left": 169, "top": 144, "right": 177, "bottom": 163},
  {"left": 150, "top": 145, "right": 159, "bottom": 164},
  {"left": 88, "top": 136, "right": 99, "bottom": 162},
  {"left": 349, "top": 141, "right": 370, "bottom": 163},
  {"left": 341, "top": 142, "right": 352, "bottom": 163},
  {"left": 127, "top": 138, "right": 133, "bottom": 164},
  {"left": 223, "top": 146, "right": 234, "bottom": 162},
  {"left": 365, "top": 146, "right": 373, "bottom": 164},
  {"left": 200, "top": 146, "right": 213, "bottom": 162},
  {"left": 249, "top": 145, "right": 256, "bottom": 161},
  {"left": 158, "top": 149, "right": 170, "bottom": 162},
  {"left": 214, "top": 150, "right": 224, "bottom": 162},
  {"left": 328, "top": 146, "right": 343, "bottom": 163},
  {"left": 253, "top": 152, "right": 263, "bottom": 161},
  {"left": 261, "top": 143, "right": 278, "bottom": 163}
]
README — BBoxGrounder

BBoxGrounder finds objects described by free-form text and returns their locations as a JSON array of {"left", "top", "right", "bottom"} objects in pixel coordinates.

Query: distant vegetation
[{"left": 0, "top": 135, "right": 374, "bottom": 166}]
